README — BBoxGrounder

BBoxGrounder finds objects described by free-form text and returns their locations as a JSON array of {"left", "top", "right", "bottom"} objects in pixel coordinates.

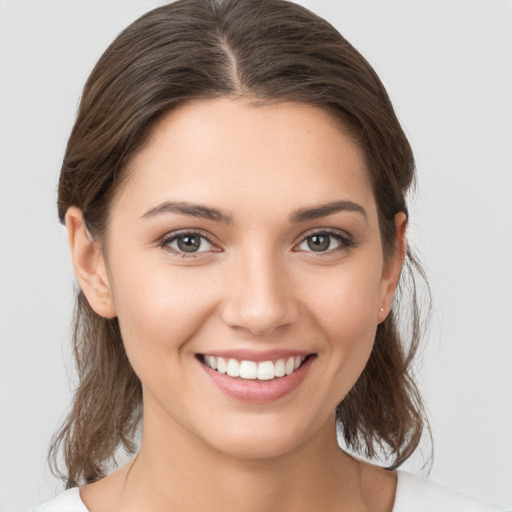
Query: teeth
[
  {"left": 257, "top": 361, "right": 275, "bottom": 380},
  {"left": 240, "top": 360, "right": 257, "bottom": 379},
  {"left": 227, "top": 358, "right": 240, "bottom": 377},
  {"left": 274, "top": 359, "right": 286, "bottom": 377},
  {"left": 203, "top": 355, "right": 306, "bottom": 380},
  {"left": 217, "top": 357, "right": 227, "bottom": 374}
]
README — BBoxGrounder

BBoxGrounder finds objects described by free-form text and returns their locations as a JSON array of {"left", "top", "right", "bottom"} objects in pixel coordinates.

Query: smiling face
[{"left": 69, "top": 98, "right": 404, "bottom": 461}]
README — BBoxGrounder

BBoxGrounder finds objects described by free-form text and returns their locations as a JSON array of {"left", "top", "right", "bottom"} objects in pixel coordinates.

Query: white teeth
[
  {"left": 257, "top": 361, "right": 275, "bottom": 380},
  {"left": 274, "top": 359, "right": 286, "bottom": 377},
  {"left": 240, "top": 360, "right": 258, "bottom": 379},
  {"left": 285, "top": 357, "right": 295, "bottom": 375},
  {"left": 203, "top": 355, "right": 306, "bottom": 380},
  {"left": 227, "top": 358, "right": 240, "bottom": 377},
  {"left": 217, "top": 357, "right": 227, "bottom": 374}
]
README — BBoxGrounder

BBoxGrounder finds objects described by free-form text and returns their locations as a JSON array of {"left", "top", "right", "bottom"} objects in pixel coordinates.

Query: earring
[{"left": 380, "top": 307, "right": 384, "bottom": 313}]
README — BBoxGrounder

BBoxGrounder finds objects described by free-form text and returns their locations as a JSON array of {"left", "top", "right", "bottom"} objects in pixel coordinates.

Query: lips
[{"left": 197, "top": 352, "right": 315, "bottom": 402}]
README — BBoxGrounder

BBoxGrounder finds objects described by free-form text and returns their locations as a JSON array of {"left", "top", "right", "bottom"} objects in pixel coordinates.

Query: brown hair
[{"left": 50, "top": 0, "right": 430, "bottom": 488}]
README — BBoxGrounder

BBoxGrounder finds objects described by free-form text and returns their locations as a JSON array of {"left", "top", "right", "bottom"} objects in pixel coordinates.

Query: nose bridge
[{"left": 221, "top": 243, "right": 297, "bottom": 336}]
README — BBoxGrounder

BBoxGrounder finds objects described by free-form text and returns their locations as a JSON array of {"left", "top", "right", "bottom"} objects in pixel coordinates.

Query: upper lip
[{"left": 198, "top": 349, "right": 313, "bottom": 362}]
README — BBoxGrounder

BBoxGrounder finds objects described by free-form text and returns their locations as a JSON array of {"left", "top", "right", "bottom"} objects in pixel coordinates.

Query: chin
[{"left": 197, "top": 410, "right": 333, "bottom": 462}]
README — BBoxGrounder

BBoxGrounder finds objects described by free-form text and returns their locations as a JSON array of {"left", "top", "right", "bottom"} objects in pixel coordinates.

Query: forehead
[{"left": 115, "top": 98, "right": 376, "bottom": 222}]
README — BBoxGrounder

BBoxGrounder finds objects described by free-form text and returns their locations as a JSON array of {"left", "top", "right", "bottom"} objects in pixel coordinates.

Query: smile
[
  {"left": 198, "top": 352, "right": 315, "bottom": 402},
  {"left": 201, "top": 355, "right": 306, "bottom": 381}
]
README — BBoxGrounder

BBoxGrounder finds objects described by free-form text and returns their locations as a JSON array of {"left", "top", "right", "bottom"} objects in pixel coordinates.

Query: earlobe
[
  {"left": 377, "top": 212, "right": 407, "bottom": 323},
  {"left": 65, "top": 207, "right": 117, "bottom": 319}
]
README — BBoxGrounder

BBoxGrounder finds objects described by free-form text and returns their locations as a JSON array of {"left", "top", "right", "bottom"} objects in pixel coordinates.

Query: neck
[{"left": 117, "top": 407, "right": 370, "bottom": 512}]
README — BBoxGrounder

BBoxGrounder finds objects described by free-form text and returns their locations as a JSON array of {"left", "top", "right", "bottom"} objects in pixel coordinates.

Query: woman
[{"left": 34, "top": 0, "right": 506, "bottom": 510}]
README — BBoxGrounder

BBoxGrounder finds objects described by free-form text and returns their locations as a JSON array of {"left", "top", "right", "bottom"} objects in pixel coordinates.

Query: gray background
[{"left": 1, "top": 1, "right": 511, "bottom": 510}]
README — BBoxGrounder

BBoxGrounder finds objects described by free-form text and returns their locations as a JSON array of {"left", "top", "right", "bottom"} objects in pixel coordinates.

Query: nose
[{"left": 220, "top": 248, "right": 299, "bottom": 337}]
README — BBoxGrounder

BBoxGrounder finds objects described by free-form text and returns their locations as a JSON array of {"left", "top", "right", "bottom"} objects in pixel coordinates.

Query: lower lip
[{"left": 199, "top": 356, "right": 314, "bottom": 403}]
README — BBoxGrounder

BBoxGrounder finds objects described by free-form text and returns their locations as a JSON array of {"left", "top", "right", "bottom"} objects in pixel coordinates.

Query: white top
[{"left": 33, "top": 470, "right": 508, "bottom": 511}]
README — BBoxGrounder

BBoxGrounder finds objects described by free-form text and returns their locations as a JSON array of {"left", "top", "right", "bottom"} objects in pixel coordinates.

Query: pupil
[
  {"left": 307, "top": 234, "right": 330, "bottom": 252},
  {"left": 177, "top": 235, "right": 201, "bottom": 252}
]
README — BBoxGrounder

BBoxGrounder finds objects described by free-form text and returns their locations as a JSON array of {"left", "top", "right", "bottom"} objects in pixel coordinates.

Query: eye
[
  {"left": 295, "top": 230, "right": 351, "bottom": 254},
  {"left": 161, "top": 231, "right": 216, "bottom": 256}
]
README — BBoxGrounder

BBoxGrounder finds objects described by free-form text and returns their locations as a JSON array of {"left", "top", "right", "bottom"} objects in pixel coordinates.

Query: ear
[
  {"left": 65, "top": 206, "right": 117, "bottom": 319},
  {"left": 377, "top": 212, "right": 407, "bottom": 323}
]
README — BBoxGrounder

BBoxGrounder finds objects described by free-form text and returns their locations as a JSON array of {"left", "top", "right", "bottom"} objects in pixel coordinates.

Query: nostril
[
  {"left": 220, "top": 303, "right": 299, "bottom": 337},
  {"left": 219, "top": 265, "right": 299, "bottom": 335}
]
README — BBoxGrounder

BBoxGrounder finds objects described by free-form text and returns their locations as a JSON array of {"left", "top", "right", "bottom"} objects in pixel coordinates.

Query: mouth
[
  {"left": 197, "top": 353, "right": 314, "bottom": 382},
  {"left": 197, "top": 352, "right": 315, "bottom": 402}
]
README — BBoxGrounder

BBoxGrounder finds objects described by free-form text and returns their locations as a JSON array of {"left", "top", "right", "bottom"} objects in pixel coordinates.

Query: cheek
[
  {"left": 306, "top": 259, "right": 383, "bottom": 336},
  {"left": 301, "top": 258, "right": 383, "bottom": 389},
  {"left": 109, "top": 259, "right": 221, "bottom": 366}
]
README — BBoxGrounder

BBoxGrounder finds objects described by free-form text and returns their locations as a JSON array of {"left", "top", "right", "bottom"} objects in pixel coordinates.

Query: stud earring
[{"left": 380, "top": 307, "right": 384, "bottom": 313}]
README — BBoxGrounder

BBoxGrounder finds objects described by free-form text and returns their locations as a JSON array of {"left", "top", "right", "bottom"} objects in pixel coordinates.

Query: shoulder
[
  {"left": 393, "top": 471, "right": 508, "bottom": 512},
  {"left": 33, "top": 487, "right": 89, "bottom": 512}
]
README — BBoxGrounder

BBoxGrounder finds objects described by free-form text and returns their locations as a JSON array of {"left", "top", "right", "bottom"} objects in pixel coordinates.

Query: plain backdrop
[{"left": 0, "top": 1, "right": 511, "bottom": 511}]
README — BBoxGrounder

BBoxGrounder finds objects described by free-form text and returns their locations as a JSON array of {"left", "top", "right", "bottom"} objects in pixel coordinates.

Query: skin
[{"left": 67, "top": 98, "right": 406, "bottom": 512}]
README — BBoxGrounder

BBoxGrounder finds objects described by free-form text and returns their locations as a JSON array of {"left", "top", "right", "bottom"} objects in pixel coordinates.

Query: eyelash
[{"left": 159, "top": 229, "right": 354, "bottom": 258}]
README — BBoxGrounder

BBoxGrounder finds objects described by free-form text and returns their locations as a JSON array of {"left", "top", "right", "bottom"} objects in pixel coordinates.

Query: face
[{"left": 72, "top": 98, "right": 404, "bottom": 460}]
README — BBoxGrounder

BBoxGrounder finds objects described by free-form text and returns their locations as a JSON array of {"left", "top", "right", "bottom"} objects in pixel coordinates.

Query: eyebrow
[
  {"left": 141, "top": 201, "right": 234, "bottom": 224},
  {"left": 141, "top": 199, "right": 367, "bottom": 224},
  {"left": 290, "top": 200, "right": 367, "bottom": 223}
]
